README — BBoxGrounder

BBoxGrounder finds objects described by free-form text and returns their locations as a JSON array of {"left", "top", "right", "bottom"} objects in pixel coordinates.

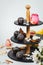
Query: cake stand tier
[
  {"left": 10, "top": 36, "right": 41, "bottom": 45},
  {"left": 8, "top": 50, "right": 34, "bottom": 62},
  {"left": 14, "top": 20, "right": 43, "bottom": 26}
]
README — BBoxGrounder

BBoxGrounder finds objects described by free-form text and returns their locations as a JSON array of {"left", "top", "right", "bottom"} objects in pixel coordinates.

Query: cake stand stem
[
  {"left": 26, "top": 26, "right": 30, "bottom": 38},
  {"left": 25, "top": 26, "right": 31, "bottom": 54},
  {"left": 25, "top": 26, "right": 38, "bottom": 54},
  {"left": 25, "top": 44, "right": 31, "bottom": 54}
]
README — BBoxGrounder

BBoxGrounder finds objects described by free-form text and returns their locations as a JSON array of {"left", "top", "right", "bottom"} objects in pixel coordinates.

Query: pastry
[
  {"left": 14, "top": 31, "right": 20, "bottom": 39},
  {"left": 18, "top": 17, "right": 24, "bottom": 25},
  {"left": 17, "top": 33, "right": 25, "bottom": 41},
  {"left": 30, "top": 14, "right": 39, "bottom": 25}
]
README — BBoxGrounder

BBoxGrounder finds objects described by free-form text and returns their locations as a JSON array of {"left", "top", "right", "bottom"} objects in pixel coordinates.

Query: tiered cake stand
[{"left": 8, "top": 5, "right": 43, "bottom": 62}]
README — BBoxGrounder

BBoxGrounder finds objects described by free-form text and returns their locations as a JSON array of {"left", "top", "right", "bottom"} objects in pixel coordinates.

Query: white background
[
  {"left": 0, "top": 0, "right": 43, "bottom": 65},
  {"left": 0, "top": 0, "right": 43, "bottom": 43}
]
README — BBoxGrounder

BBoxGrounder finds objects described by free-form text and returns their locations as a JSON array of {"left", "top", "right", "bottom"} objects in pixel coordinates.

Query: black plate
[
  {"left": 14, "top": 20, "right": 43, "bottom": 26},
  {"left": 8, "top": 50, "right": 34, "bottom": 63},
  {"left": 11, "top": 36, "right": 40, "bottom": 45}
]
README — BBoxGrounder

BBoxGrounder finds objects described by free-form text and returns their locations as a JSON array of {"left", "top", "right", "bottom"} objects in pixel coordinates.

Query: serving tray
[
  {"left": 8, "top": 50, "right": 34, "bottom": 62},
  {"left": 14, "top": 20, "right": 43, "bottom": 26},
  {"left": 11, "top": 36, "right": 41, "bottom": 45}
]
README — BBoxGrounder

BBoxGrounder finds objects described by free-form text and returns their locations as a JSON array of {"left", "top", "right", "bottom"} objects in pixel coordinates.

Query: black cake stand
[{"left": 8, "top": 20, "right": 43, "bottom": 62}]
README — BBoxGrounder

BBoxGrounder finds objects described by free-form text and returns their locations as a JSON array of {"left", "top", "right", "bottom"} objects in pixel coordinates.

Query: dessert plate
[
  {"left": 14, "top": 21, "right": 43, "bottom": 26},
  {"left": 11, "top": 35, "right": 41, "bottom": 44},
  {"left": 8, "top": 50, "right": 34, "bottom": 62}
]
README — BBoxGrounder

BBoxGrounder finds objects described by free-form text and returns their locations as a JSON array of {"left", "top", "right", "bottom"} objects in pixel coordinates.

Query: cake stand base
[{"left": 8, "top": 50, "right": 34, "bottom": 63}]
